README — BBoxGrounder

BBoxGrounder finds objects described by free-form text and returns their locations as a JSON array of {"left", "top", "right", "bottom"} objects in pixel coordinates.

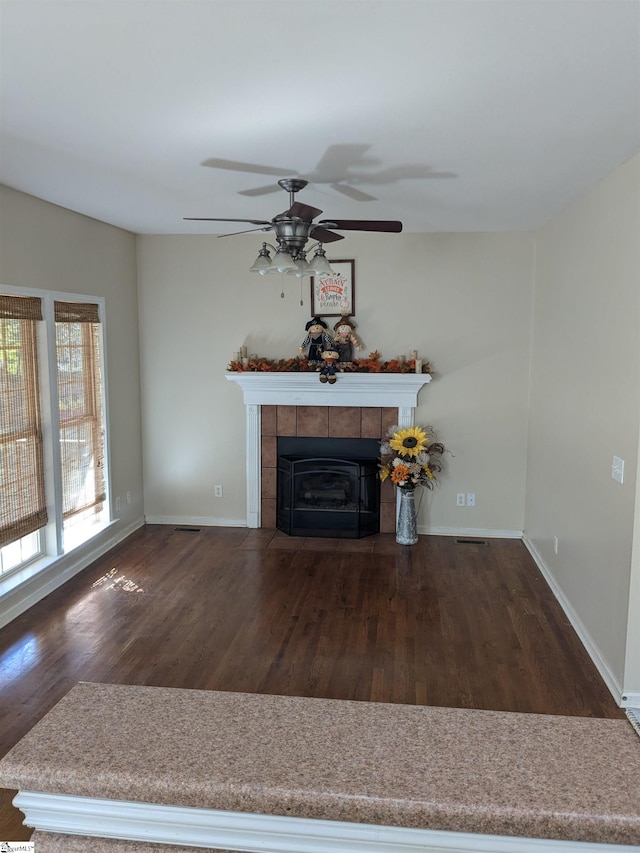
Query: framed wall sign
[{"left": 310, "top": 260, "right": 355, "bottom": 317}]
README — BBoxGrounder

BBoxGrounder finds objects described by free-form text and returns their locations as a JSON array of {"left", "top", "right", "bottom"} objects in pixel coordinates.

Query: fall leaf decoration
[{"left": 228, "top": 352, "right": 431, "bottom": 374}]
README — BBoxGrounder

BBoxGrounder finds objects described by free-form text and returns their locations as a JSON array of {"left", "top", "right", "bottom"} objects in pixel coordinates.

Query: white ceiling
[{"left": 1, "top": 0, "right": 639, "bottom": 235}]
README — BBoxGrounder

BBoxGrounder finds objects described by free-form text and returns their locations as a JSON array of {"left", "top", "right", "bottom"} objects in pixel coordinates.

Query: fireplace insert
[{"left": 277, "top": 437, "right": 380, "bottom": 538}]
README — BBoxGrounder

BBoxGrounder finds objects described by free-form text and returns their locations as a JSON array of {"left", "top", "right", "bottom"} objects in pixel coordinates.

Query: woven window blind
[
  {"left": 0, "top": 295, "right": 48, "bottom": 547},
  {"left": 54, "top": 301, "right": 105, "bottom": 521}
]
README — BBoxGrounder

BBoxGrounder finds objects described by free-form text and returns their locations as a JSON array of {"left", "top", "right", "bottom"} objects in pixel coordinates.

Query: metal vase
[{"left": 396, "top": 488, "right": 418, "bottom": 545}]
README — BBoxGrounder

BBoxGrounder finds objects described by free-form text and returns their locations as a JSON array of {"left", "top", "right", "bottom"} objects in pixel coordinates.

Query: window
[
  {"left": 55, "top": 301, "right": 106, "bottom": 539},
  {"left": 0, "top": 296, "right": 47, "bottom": 567},
  {"left": 0, "top": 290, "right": 109, "bottom": 577}
]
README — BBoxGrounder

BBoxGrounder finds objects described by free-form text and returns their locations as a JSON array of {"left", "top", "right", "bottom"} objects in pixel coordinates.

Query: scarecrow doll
[
  {"left": 333, "top": 315, "right": 363, "bottom": 363},
  {"left": 318, "top": 347, "right": 340, "bottom": 383},
  {"left": 300, "top": 317, "right": 332, "bottom": 363}
]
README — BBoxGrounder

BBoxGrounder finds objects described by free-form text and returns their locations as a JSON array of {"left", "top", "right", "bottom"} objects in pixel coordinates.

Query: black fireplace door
[{"left": 277, "top": 456, "right": 380, "bottom": 538}]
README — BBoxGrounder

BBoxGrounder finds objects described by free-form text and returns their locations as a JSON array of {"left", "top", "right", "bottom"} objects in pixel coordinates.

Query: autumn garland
[{"left": 228, "top": 352, "right": 431, "bottom": 374}]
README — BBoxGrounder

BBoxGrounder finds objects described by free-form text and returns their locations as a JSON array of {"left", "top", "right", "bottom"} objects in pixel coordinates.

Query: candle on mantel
[
  {"left": 240, "top": 345, "right": 248, "bottom": 358},
  {"left": 415, "top": 359, "right": 423, "bottom": 374},
  {"left": 410, "top": 349, "right": 418, "bottom": 361}
]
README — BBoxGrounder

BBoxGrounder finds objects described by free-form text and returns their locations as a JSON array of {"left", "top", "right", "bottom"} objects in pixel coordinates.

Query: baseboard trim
[
  {"left": 621, "top": 691, "right": 640, "bottom": 708},
  {"left": 421, "top": 526, "right": 523, "bottom": 539},
  {"left": 145, "top": 518, "right": 521, "bottom": 539},
  {"left": 145, "top": 515, "right": 247, "bottom": 527},
  {"left": 0, "top": 517, "right": 145, "bottom": 630},
  {"left": 16, "top": 791, "right": 637, "bottom": 853},
  {"left": 522, "top": 536, "right": 623, "bottom": 706}
]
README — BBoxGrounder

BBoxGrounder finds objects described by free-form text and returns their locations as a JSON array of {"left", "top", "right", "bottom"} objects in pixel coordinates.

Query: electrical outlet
[
  {"left": 214, "top": 485, "right": 223, "bottom": 498},
  {"left": 456, "top": 493, "right": 465, "bottom": 507},
  {"left": 466, "top": 493, "right": 476, "bottom": 507},
  {"left": 612, "top": 456, "right": 624, "bottom": 484},
  {"left": 126, "top": 491, "right": 132, "bottom": 504},
  {"left": 553, "top": 536, "right": 559, "bottom": 555},
  {"left": 115, "top": 496, "right": 121, "bottom": 511}
]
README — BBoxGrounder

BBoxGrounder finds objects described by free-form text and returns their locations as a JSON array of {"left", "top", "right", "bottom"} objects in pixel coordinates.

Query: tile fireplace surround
[{"left": 226, "top": 372, "right": 431, "bottom": 533}]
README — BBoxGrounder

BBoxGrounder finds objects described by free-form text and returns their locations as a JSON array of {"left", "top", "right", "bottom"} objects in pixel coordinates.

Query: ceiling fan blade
[
  {"left": 309, "top": 226, "right": 344, "bottom": 243},
  {"left": 183, "top": 217, "right": 271, "bottom": 225},
  {"left": 287, "top": 201, "right": 323, "bottom": 222},
  {"left": 320, "top": 219, "right": 403, "bottom": 233},
  {"left": 202, "top": 158, "right": 298, "bottom": 176},
  {"left": 217, "top": 226, "right": 275, "bottom": 238},
  {"left": 330, "top": 183, "right": 378, "bottom": 202}
]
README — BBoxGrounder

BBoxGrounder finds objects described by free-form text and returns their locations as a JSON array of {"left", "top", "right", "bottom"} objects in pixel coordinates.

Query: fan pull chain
[
  {"left": 300, "top": 279, "right": 304, "bottom": 306},
  {"left": 280, "top": 273, "right": 285, "bottom": 299}
]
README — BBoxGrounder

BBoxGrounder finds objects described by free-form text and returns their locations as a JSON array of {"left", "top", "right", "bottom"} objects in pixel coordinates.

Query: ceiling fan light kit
[
  {"left": 248, "top": 242, "right": 335, "bottom": 278},
  {"left": 185, "top": 178, "right": 403, "bottom": 279}
]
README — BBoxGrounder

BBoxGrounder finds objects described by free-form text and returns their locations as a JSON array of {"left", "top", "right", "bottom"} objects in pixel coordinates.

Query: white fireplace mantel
[
  {"left": 226, "top": 371, "right": 431, "bottom": 408},
  {"left": 226, "top": 371, "right": 431, "bottom": 528}
]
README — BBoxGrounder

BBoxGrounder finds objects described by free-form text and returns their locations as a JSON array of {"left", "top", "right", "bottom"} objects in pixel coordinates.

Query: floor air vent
[
  {"left": 174, "top": 526, "right": 202, "bottom": 533},
  {"left": 455, "top": 538, "right": 488, "bottom": 545}
]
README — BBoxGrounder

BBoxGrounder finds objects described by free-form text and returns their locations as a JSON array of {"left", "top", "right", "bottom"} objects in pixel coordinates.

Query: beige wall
[
  {"left": 526, "top": 153, "right": 640, "bottom": 696},
  {"left": 4, "top": 160, "right": 638, "bottom": 702},
  {"left": 0, "top": 185, "right": 144, "bottom": 531},
  {"left": 136, "top": 232, "right": 534, "bottom": 534}
]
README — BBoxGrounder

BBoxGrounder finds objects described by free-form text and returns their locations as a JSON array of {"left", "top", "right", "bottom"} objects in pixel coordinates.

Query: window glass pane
[
  {"left": 0, "top": 530, "right": 42, "bottom": 576},
  {"left": 0, "top": 298, "right": 48, "bottom": 548},
  {"left": 55, "top": 312, "right": 106, "bottom": 527}
]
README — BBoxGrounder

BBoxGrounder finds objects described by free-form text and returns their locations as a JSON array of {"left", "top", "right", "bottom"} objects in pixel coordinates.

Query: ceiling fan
[{"left": 184, "top": 178, "right": 402, "bottom": 277}]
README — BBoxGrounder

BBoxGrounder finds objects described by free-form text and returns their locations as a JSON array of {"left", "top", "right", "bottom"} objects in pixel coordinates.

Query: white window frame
[{"left": 0, "top": 284, "right": 112, "bottom": 579}]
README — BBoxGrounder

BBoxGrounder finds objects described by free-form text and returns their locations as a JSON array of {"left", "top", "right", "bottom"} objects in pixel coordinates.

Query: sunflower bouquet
[{"left": 379, "top": 425, "right": 446, "bottom": 491}]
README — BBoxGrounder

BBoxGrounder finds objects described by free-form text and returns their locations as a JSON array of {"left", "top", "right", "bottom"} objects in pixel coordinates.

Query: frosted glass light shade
[
  {"left": 250, "top": 254, "right": 272, "bottom": 273},
  {"left": 272, "top": 248, "right": 297, "bottom": 273},
  {"left": 286, "top": 257, "right": 310, "bottom": 277},
  {"left": 307, "top": 248, "right": 336, "bottom": 276},
  {"left": 250, "top": 244, "right": 272, "bottom": 273}
]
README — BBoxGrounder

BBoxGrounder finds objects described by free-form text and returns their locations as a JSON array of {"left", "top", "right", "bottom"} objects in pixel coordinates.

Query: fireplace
[
  {"left": 225, "top": 372, "right": 431, "bottom": 533},
  {"left": 277, "top": 437, "right": 380, "bottom": 538}
]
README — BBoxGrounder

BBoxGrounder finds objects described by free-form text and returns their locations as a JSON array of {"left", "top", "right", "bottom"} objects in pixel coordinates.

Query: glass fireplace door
[{"left": 277, "top": 456, "right": 379, "bottom": 538}]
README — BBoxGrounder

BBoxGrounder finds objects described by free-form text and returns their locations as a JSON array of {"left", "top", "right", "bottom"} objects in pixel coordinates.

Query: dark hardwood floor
[{"left": 0, "top": 525, "right": 623, "bottom": 840}]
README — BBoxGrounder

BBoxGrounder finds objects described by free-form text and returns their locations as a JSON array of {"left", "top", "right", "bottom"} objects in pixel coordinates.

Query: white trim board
[
  {"left": 423, "top": 526, "right": 523, "bottom": 539},
  {"left": 144, "top": 519, "right": 522, "bottom": 540},
  {"left": 225, "top": 371, "right": 431, "bottom": 408},
  {"left": 523, "top": 536, "right": 623, "bottom": 706},
  {"left": 15, "top": 792, "right": 638, "bottom": 853},
  {"left": 144, "top": 516, "right": 247, "bottom": 528}
]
